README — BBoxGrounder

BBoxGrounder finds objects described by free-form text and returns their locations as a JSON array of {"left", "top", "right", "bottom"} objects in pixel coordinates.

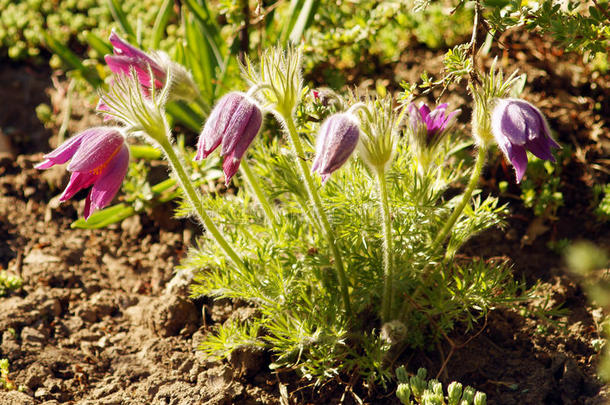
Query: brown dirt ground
[{"left": 0, "top": 30, "right": 609, "bottom": 404}]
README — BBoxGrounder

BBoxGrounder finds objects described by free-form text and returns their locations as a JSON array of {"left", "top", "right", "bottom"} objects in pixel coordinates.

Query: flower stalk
[
  {"left": 239, "top": 159, "right": 276, "bottom": 225},
  {"left": 376, "top": 166, "right": 394, "bottom": 322},
  {"left": 430, "top": 144, "right": 487, "bottom": 255},
  {"left": 280, "top": 112, "right": 353, "bottom": 318},
  {"left": 158, "top": 136, "right": 247, "bottom": 272}
]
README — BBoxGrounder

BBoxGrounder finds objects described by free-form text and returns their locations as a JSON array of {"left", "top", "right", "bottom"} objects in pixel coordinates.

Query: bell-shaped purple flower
[
  {"left": 407, "top": 102, "right": 460, "bottom": 148},
  {"left": 311, "top": 113, "right": 360, "bottom": 183},
  {"left": 195, "top": 92, "right": 263, "bottom": 184},
  {"left": 491, "top": 98, "right": 560, "bottom": 183},
  {"left": 36, "top": 127, "right": 130, "bottom": 219},
  {"left": 105, "top": 30, "right": 166, "bottom": 90}
]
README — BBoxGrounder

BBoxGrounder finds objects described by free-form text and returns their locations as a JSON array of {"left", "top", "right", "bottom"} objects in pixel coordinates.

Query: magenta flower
[
  {"left": 311, "top": 113, "right": 360, "bottom": 183},
  {"left": 105, "top": 30, "right": 166, "bottom": 90},
  {"left": 195, "top": 92, "right": 263, "bottom": 184},
  {"left": 407, "top": 102, "right": 460, "bottom": 148},
  {"left": 36, "top": 127, "right": 130, "bottom": 219},
  {"left": 491, "top": 98, "right": 560, "bottom": 183}
]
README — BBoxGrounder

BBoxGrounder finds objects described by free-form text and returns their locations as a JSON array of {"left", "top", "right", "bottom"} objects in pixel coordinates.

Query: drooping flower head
[
  {"left": 36, "top": 127, "right": 129, "bottom": 219},
  {"left": 195, "top": 92, "right": 263, "bottom": 184},
  {"left": 491, "top": 98, "right": 560, "bottom": 182},
  {"left": 311, "top": 113, "right": 360, "bottom": 183},
  {"left": 407, "top": 102, "right": 460, "bottom": 149}
]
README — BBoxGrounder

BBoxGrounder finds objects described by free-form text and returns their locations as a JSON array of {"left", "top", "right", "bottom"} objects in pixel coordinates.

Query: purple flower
[
  {"left": 36, "top": 127, "right": 130, "bottom": 219},
  {"left": 311, "top": 113, "right": 360, "bottom": 183},
  {"left": 105, "top": 30, "right": 166, "bottom": 90},
  {"left": 407, "top": 102, "right": 460, "bottom": 148},
  {"left": 195, "top": 92, "right": 263, "bottom": 184},
  {"left": 491, "top": 98, "right": 560, "bottom": 183}
]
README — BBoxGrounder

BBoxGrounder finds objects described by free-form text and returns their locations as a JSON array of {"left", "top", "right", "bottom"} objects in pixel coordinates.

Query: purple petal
[
  {"left": 35, "top": 130, "right": 89, "bottom": 169},
  {"left": 418, "top": 103, "right": 431, "bottom": 122},
  {"left": 220, "top": 99, "right": 261, "bottom": 158},
  {"left": 222, "top": 156, "right": 241, "bottom": 185},
  {"left": 497, "top": 100, "right": 532, "bottom": 145},
  {"left": 312, "top": 113, "right": 359, "bottom": 181},
  {"left": 60, "top": 171, "right": 98, "bottom": 202},
  {"left": 68, "top": 129, "right": 125, "bottom": 173},
  {"left": 86, "top": 144, "right": 130, "bottom": 219},
  {"left": 507, "top": 143, "right": 528, "bottom": 183},
  {"left": 109, "top": 30, "right": 153, "bottom": 62},
  {"left": 105, "top": 55, "right": 164, "bottom": 89},
  {"left": 195, "top": 95, "right": 233, "bottom": 160},
  {"left": 525, "top": 134, "right": 556, "bottom": 161}
]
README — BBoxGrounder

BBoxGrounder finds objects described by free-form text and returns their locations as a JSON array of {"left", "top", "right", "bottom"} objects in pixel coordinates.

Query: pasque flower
[
  {"left": 102, "top": 30, "right": 198, "bottom": 105},
  {"left": 36, "top": 127, "right": 129, "bottom": 219},
  {"left": 407, "top": 102, "right": 460, "bottom": 148},
  {"left": 195, "top": 92, "right": 263, "bottom": 184},
  {"left": 491, "top": 98, "right": 559, "bottom": 182},
  {"left": 311, "top": 113, "right": 360, "bottom": 183}
]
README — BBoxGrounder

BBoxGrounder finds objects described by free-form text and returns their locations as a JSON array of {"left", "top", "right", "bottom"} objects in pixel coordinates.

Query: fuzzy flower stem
[
  {"left": 430, "top": 144, "right": 487, "bottom": 254},
  {"left": 158, "top": 136, "right": 246, "bottom": 271},
  {"left": 239, "top": 159, "right": 276, "bottom": 225},
  {"left": 281, "top": 112, "right": 353, "bottom": 317},
  {"left": 376, "top": 166, "right": 394, "bottom": 322}
]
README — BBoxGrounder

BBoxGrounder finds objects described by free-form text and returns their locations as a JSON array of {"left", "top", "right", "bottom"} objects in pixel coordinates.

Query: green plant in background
[
  {"left": 0, "top": 271, "right": 22, "bottom": 297},
  {"left": 518, "top": 147, "right": 570, "bottom": 221},
  {"left": 484, "top": 0, "right": 610, "bottom": 58},
  {"left": 593, "top": 183, "right": 610, "bottom": 222},
  {"left": 0, "top": 358, "right": 23, "bottom": 391},
  {"left": 395, "top": 366, "right": 487, "bottom": 405},
  {"left": 564, "top": 242, "right": 610, "bottom": 380}
]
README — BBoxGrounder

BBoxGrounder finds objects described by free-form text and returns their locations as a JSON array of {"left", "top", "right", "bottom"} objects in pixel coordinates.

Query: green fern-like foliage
[{"left": 184, "top": 99, "right": 519, "bottom": 383}]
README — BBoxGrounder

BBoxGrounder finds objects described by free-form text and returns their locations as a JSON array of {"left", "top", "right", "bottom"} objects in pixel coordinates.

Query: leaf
[
  {"left": 151, "top": 0, "right": 175, "bottom": 48},
  {"left": 166, "top": 102, "right": 204, "bottom": 132},
  {"left": 42, "top": 32, "right": 102, "bottom": 87},
  {"left": 129, "top": 144, "right": 163, "bottom": 160},
  {"left": 280, "top": 0, "right": 318, "bottom": 45},
  {"left": 85, "top": 32, "right": 113, "bottom": 56},
  {"left": 71, "top": 204, "right": 135, "bottom": 229},
  {"left": 106, "top": 0, "right": 136, "bottom": 40},
  {"left": 181, "top": 0, "right": 223, "bottom": 68},
  {"left": 288, "top": 0, "right": 319, "bottom": 44}
]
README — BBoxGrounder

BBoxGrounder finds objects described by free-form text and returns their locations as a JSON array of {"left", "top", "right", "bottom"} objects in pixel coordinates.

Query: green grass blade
[
  {"left": 181, "top": 0, "right": 223, "bottom": 68},
  {"left": 71, "top": 204, "right": 135, "bottom": 229},
  {"left": 106, "top": 0, "right": 136, "bottom": 40},
  {"left": 152, "top": 0, "right": 175, "bottom": 48},
  {"left": 129, "top": 144, "right": 163, "bottom": 160},
  {"left": 42, "top": 32, "right": 102, "bottom": 87},
  {"left": 288, "top": 0, "right": 318, "bottom": 44},
  {"left": 85, "top": 32, "right": 113, "bottom": 56},
  {"left": 166, "top": 102, "right": 204, "bottom": 132}
]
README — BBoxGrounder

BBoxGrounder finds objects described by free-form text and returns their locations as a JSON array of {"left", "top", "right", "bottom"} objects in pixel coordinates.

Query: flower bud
[
  {"left": 195, "top": 92, "right": 263, "bottom": 184},
  {"left": 491, "top": 98, "right": 560, "bottom": 183},
  {"left": 311, "top": 113, "right": 360, "bottom": 183}
]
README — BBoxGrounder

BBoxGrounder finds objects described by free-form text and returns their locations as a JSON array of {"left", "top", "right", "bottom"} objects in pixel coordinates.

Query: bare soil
[{"left": 0, "top": 30, "right": 609, "bottom": 404}]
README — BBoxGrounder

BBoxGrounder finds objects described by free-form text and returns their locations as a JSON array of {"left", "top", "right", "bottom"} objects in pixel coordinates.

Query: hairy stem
[
  {"left": 376, "top": 166, "right": 394, "bottom": 322},
  {"left": 430, "top": 144, "right": 487, "bottom": 255},
  {"left": 239, "top": 159, "right": 276, "bottom": 225},
  {"left": 158, "top": 137, "right": 246, "bottom": 271},
  {"left": 280, "top": 112, "right": 353, "bottom": 317}
]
